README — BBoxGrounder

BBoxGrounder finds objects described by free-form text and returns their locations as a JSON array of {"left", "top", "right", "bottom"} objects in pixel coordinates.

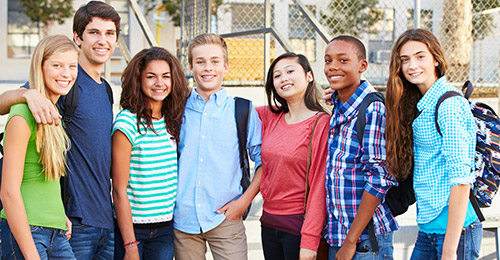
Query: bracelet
[{"left": 123, "top": 240, "right": 139, "bottom": 248}]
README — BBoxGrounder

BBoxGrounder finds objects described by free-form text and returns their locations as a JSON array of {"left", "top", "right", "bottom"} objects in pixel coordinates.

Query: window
[
  {"left": 231, "top": 3, "right": 265, "bottom": 35},
  {"left": 369, "top": 8, "right": 394, "bottom": 42},
  {"left": 7, "top": 0, "right": 40, "bottom": 58},
  {"left": 407, "top": 9, "right": 433, "bottom": 31},
  {"left": 288, "top": 5, "right": 316, "bottom": 61}
]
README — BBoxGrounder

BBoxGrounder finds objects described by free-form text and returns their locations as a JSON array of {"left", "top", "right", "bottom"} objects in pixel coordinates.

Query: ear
[
  {"left": 306, "top": 71, "right": 313, "bottom": 83},
  {"left": 434, "top": 59, "right": 439, "bottom": 67},
  {"left": 73, "top": 31, "right": 82, "bottom": 46},
  {"left": 358, "top": 59, "right": 368, "bottom": 73},
  {"left": 223, "top": 61, "right": 229, "bottom": 74}
]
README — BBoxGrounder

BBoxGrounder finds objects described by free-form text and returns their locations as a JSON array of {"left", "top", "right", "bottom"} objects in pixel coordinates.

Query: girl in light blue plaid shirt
[{"left": 385, "top": 29, "right": 482, "bottom": 260}]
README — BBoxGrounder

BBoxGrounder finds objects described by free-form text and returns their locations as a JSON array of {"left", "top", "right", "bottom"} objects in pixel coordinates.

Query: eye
[
  {"left": 163, "top": 74, "right": 171, "bottom": 79},
  {"left": 196, "top": 60, "right": 204, "bottom": 64},
  {"left": 273, "top": 73, "right": 281, "bottom": 79},
  {"left": 324, "top": 59, "right": 331, "bottom": 64},
  {"left": 400, "top": 58, "right": 409, "bottom": 63},
  {"left": 146, "top": 75, "right": 155, "bottom": 79},
  {"left": 417, "top": 55, "right": 425, "bottom": 59},
  {"left": 107, "top": 32, "right": 115, "bottom": 36},
  {"left": 339, "top": 59, "right": 347, "bottom": 63},
  {"left": 70, "top": 64, "right": 78, "bottom": 69},
  {"left": 212, "top": 60, "right": 219, "bottom": 64},
  {"left": 53, "top": 64, "right": 61, "bottom": 68},
  {"left": 287, "top": 69, "right": 294, "bottom": 74}
]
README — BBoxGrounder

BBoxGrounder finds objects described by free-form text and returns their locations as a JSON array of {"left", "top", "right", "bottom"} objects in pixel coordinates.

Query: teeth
[
  {"left": 282, "top": 84, "right": 292, "bottom": 90},
  {"left": 329, "top": 76, "right": 342, "bottom": 80},
  {"left": 202, "top": 75, "right": 215, "bottom": 79},
  {"left": 56, "top": 80, "right": 71, "bottom": 87},
  {"left": 94, "top": 48, "right": 108, "bottom": 55},
  {"left": 152, "top": 89, "right": 165, "bottom": 93}
]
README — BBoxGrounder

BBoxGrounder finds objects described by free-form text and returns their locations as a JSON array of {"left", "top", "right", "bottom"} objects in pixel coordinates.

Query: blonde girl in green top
[{"left": 1, "top": 35, "right": 78, "bottom": 260}]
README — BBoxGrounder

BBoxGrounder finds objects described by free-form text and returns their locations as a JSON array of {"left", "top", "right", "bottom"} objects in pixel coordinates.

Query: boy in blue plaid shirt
[{"left": 323, "top": 35, "right": 399, "bottom": 260}]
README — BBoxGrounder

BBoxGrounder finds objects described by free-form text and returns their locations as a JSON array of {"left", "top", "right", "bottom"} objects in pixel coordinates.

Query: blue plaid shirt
[
  {"left": 413, "top": 76, "right": 476, "bottom": 224},
  {"left": 325, "top": 81, "right": 398, "bottom": 247}
]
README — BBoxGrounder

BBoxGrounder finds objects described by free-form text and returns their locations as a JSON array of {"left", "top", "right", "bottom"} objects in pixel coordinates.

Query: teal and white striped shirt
[{"left": 113, "top": 110, "right": 177, "bottom": 224}]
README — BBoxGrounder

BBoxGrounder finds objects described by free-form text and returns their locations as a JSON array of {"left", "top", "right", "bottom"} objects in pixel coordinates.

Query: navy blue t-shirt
[{"left": 57, "top": 65, "right": 113, "bottom": 229}]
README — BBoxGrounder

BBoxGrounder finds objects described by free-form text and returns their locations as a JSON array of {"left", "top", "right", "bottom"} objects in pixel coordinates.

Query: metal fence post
[
  {"left": 414, "top": 0, "right": 421, "bottom": 29},
  {"left": 264, "top": 0, "right": 271, "bottom": 80}
]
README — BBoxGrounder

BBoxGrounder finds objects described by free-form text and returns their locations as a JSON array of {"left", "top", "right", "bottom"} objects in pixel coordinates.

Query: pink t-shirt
[{"left": 256, "top": 106, "right": 330, "bottom": 251}]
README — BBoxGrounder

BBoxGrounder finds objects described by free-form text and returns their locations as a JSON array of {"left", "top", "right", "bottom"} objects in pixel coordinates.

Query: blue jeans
[
  {"left": 329, "top": 232, "right": 394, "bottom": 260},
  {"left": 1, "top": 220, "right": 76, "bottom": 260},
  {"left": 261, "top": 225, "right": 301, "bottom": 260},
  {"left": 69, "top": 218, "right": 114, "bottom": 260},
  {"left": 410, "top": 218, "right": 482, "bottom": 260},
  {"left": 114, "top": 220, "right": 174, "bottom": 260}
]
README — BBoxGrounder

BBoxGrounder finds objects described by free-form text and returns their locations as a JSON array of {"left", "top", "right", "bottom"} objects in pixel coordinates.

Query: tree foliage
[
  {"left": 141, "top": 0, "right": 223, "bottom": 27},
  {"left": 472, "top": 0, "right": 500, "bottom": 40},
  {"left": 320, "top": 0, "right": 382, "bottom": 37},
  {"left": 21, "top": 0, "right": 73, "bottom": 26}
]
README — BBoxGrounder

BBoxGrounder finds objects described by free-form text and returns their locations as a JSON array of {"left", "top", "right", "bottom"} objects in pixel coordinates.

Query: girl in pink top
[{"left": 256, "top": 53, "right": 330, "bottom": 260}]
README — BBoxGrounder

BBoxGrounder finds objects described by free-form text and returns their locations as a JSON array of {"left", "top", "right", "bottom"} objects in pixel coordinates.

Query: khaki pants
[{"left": 174, "top": 218, "right": 248, "bottom": 260}]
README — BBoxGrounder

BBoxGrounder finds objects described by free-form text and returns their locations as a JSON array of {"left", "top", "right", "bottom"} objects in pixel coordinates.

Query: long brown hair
[
  {"left": 120, "top": 47, "right": 190, "bottom": 142},
  {"left": 386, "top": 29, "right": 447, "bottom": 180},
  {"left": 30, "top": 35, "right": 79, "bottom": 180},
  {"left": 264, "top": 52, "right": 327, "bottom": 114}
]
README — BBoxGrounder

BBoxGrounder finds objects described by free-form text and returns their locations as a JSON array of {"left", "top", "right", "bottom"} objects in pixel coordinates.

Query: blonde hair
[
  {"left": 29, "top": 35, "right": 79, "bottom": 181},
  {"left": 188, "top": 33, "right": 228, "bottom": 66}
]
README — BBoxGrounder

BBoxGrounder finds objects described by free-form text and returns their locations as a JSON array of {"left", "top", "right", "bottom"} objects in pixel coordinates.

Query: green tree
[
  {"left": 320, "top": 0, "right": 382, "bottom": 37},
  {"left": 472, "top": 0, "right": 500, "bottom": 40},
  {"left": 21, "top": 0, "right": 73, "bottom": 36},
  {"left": 141, "top": 0, "right": 223, "bottom": 26}
]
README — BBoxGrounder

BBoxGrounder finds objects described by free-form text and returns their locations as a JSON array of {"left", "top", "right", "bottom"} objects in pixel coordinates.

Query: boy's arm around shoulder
[{"left": 0, "top": 87, "right": 60, "bottom": 125}]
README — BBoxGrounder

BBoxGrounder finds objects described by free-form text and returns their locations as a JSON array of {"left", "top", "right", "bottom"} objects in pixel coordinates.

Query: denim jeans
[
  {"left": 328, "top": 232, "right": 394, "bottom": 260},
  {"left": 1, "top": 220, "right": 76, "bottom": 260},
  {"left": 261, "top": 225, "right": 301, "bottom": 260},
  {"left": 410, "top": 218, "right": 482, "bottom": 260},
  {"left": 114, "top": 220, "right": 174, "bottom": 260},
  {"left": 68, "top": 218, "right": 114, "bottom": 260}
]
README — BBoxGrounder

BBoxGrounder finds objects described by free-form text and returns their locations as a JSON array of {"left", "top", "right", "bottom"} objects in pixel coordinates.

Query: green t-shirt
[{"left": 1, "top": 103, "right": 66, "bottom": 230}]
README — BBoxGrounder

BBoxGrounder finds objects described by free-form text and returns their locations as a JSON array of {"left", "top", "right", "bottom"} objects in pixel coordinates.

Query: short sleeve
[{"left": 112, "top": 110, "right": 138, "bottom": 146}]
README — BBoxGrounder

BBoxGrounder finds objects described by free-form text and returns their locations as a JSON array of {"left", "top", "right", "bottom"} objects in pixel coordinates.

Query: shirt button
[
  {"left": 198, "top": 181, "right": 201, "bottom": 185},
  {"left": 202, "top": 135, "right": 205, "bottom": 139},
  {"left": 200, "top": 159, "right": 204, "bottom": 162},
  {"left": 204, "top": 113, "right": 207, "bottom": 116},
  {"left": 197, "top": 204, "right": 201, "bottom": 207}
]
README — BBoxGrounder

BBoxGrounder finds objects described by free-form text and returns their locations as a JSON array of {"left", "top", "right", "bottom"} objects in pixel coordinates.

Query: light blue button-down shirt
[
  {"left": 413, "top": 76, "right": 476, "bottom": 224},
  {"left": 174, "top": 88, "right": 262, "bottom": 234}
]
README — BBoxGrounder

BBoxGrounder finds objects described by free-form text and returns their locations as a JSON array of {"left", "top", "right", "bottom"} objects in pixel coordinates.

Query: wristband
[{"left": 123, "top": 240, "right": 138, "bottom": 248}]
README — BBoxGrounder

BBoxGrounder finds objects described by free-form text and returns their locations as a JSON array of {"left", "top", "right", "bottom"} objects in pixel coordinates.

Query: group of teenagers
[{"left": 0, "top": 1, "right": 483, "bottom": 260}]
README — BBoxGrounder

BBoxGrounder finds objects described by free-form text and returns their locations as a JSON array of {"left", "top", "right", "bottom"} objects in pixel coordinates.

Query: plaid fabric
[
  {"left": 325, "top": 81, "right": 398, "bottom": 247},
  {"left": 413, "top": 76, "right": 476, "bottom": 224}
]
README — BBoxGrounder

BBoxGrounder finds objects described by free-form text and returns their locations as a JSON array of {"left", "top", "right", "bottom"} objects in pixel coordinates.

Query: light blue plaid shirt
[{"left": 413, "top": 76, "right": 476, "bottom": 224}]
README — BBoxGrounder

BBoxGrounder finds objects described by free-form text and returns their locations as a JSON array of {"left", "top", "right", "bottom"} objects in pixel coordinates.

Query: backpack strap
[
  {"left": 434, "top": 91, "right": 462, "bottom": 136},
  {"left": 434, "top": 90, "right": 485, "bottom": 222},
  {"left": 234, "top": 97, "right": 251, "bottom": 220},
  {"left": 356, "top": 92, "right": 385, "bottom": 144},
  {"left": 59, "top": 77, "right": 114, "bottom": 130}
]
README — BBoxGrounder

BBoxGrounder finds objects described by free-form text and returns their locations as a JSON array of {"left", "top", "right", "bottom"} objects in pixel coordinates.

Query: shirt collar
[
  {"left": 332, "top": 80, "right": 371, "bottom": 115},
  {"left": 416, "top": 76, "right": 447, "bottom": 112},
  {"left": 188, "top": 87, "right": 228, "bottom": 107}
]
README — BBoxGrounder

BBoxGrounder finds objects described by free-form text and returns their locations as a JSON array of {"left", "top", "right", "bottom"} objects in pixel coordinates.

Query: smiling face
[
  {"left": 399, "top": 40, "right": 439, "bottom": 94},
  {"left": 272, "top": 57, "right": 312, "bottom": 102},
  {"left": 74, "top": 17, "right": 117, "bottom": 70},
  {"left": 43, "top": 50, "right": 79, "bottom": 103},
  {"left": 189, "top": 43, "right": 228, "bottom": 100},
  {"left": 141, "top": 59, "right": 172, "bottom": 108},
  {"left": 324, "top": 40, "right": 367, "bottom": 103}
]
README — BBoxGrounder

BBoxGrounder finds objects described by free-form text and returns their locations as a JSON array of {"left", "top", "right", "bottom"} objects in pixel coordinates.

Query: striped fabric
[{"left": 112, "top": 110, "right": 177, "bottom": 224}]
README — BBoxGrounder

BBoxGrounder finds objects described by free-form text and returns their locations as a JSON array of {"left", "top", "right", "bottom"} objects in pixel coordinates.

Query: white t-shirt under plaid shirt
[{"left": 112, "top": 109, "right": 177, "bottom": 224}]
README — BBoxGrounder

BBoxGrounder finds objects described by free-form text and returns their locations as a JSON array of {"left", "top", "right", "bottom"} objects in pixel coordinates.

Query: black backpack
[
  {"left": 234, "top": 97, "right": 252, "bottom": 220},
  {"left": 356, "top": 92, "right": 416, "bottom": 217},
  {"left": 356, "top": 92, "right": 416, "bottom": 252}
]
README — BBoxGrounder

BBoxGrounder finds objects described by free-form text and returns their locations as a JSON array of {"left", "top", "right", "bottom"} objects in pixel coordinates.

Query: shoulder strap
[
  {"left": 234, "top": 97, "right": 251, "bottom": 220},
  {"left": 59, "top": 77, "right": 113, "bottom": 130},
  {"left": 356, "top": 92, "right": 385, "bottom": 144},
  {"left": 434, "top": 91, "right": 462, "bottom": 136},
  {"left": 304, "top": 112, "right": 328, "bottom": 215}
]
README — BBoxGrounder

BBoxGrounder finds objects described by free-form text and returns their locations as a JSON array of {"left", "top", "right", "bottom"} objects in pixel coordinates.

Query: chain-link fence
[{"left": 181, "top": 0, "right": 500, "bottom": 89}]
